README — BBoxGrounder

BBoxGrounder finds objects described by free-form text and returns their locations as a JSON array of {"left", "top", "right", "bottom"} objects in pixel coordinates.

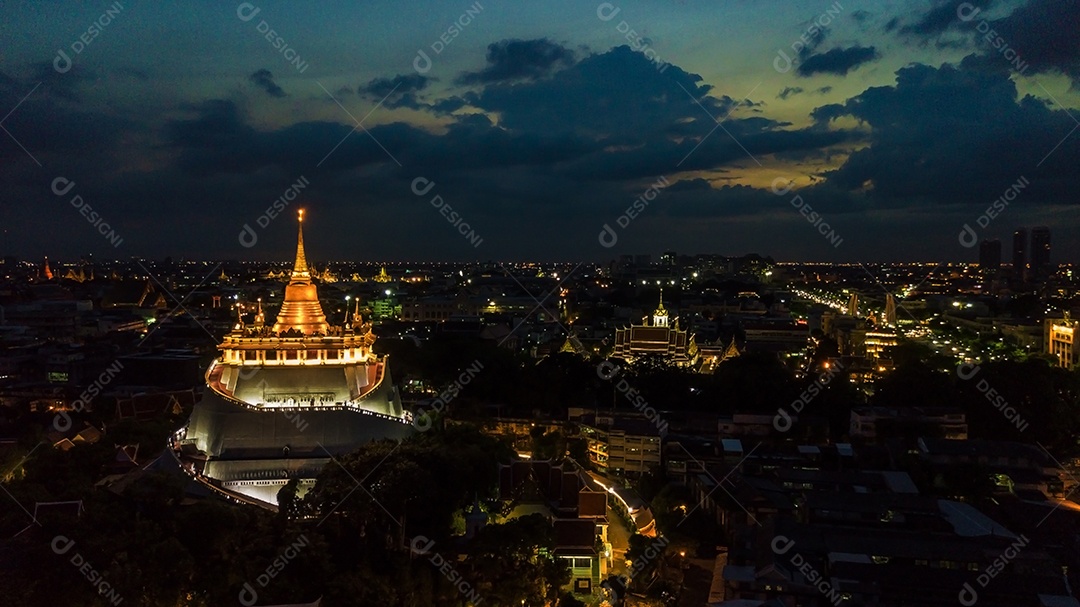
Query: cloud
[
  {"left": 778, "top": 86, "right": 804, "bottom": 100},
  {"left": 808, "top": 55, "right": 1080, "bottom": 209},
  {"left": 891, "top": 0, "right": 1080, "bottom": 83},
  {"left": 988, "top": 0, "right": 1080, "bottom": 83},
  {"left": 797, "top": 46, "right": 880, "bottom": 76},
  {"left": 358, "top": 73, "right": 430, "bottom": 99},
  {"left": 895, "top": 0, "right": 993, "bottom": 37},
  {"left": 355, "top": 74, "right": 465, "bottom": 113},
  {"left": 249, "top": 69, "right": 286, "bottom": 98},
  {"left": 456, "top": 38, "right": 575, "bottom": 84}
]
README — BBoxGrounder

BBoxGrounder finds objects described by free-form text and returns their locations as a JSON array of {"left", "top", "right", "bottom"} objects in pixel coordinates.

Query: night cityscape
[{"left": 2, "top": 1, "right": 1080, "bottom": 606}]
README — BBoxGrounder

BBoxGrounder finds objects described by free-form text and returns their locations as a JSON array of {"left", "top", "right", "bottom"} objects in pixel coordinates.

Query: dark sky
[{"left": 1, "top": 0, "right": 1078, "bottom": 263}]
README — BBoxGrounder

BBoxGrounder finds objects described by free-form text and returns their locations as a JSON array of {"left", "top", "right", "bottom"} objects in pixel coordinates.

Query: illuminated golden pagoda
[
  {"left": 272, "top": 210, "right": 330, "bottom": 335},
  {"left": 180, "top": 209, "right": 412, "bottom": 508}
]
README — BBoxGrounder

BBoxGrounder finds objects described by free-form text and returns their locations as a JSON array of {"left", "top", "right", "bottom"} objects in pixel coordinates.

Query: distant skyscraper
[
  {"left": 1012, "top": 228, "right": 1027, "bottom": 281},
  {"left": 979, "top": 239, "right": 1001, "bottom": 272},
  {"left": 1031, "top": 226, "right": 1051, "bottom": 280},
  {"left": 848, "top": 293, "right": 859, "bottom": 317}
]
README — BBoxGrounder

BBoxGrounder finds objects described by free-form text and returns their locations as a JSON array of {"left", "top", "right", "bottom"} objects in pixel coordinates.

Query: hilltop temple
[
  {"left": 612, "top": 291, "right": 700, "bottom": 368},
  {"left": 177, "top": 210, "right": 413, "bottom": 507}
]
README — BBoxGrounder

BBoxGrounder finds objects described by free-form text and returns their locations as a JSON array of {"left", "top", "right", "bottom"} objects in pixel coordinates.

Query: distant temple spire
[
  {"left": 43, "top": 256, "right": 53, "bottom": 280},
  {"left": 653, "top": 288, "right": 669, "bottom": 327},
  {"left": 254, "top": 298, "right": 265, "bottom": 328}
]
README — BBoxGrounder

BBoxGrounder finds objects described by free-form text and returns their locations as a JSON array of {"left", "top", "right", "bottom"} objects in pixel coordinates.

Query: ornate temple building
[
  {"left": 612, "top": 292, "right": 700, "bottom": 368},
  {"left": 178, "top": 211, "right": 413, "bottom": 507}
]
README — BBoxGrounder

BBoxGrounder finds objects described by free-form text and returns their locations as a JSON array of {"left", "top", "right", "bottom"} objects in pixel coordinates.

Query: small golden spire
[
  {"left": 273, "top": 209, "right": 330, "bottom": 335},
  {"left": 292, "top": 209, "right": 310, "bottom": 279}
]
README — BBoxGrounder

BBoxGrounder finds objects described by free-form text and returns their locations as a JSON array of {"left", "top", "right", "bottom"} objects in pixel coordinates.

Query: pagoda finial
[
  {"left": 653, "top": 288, "right": 669, "bottom": 327},
  {"left": 292, "top": 209, "right": 310, "bottom": 280}
]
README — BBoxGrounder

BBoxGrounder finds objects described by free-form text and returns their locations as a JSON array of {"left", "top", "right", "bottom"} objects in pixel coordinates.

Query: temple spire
[
  {"left": 254, "top": 298, "right": 265, "bottom": 328},
  {"left": 292, "top": 209, "right": 310, "bottom": 280},
  {"left": 272, "top": 209, "right": 330, "bottom": 335},
  {"left": 653, "top": 288, "right": 669, "bottom": 327}
]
